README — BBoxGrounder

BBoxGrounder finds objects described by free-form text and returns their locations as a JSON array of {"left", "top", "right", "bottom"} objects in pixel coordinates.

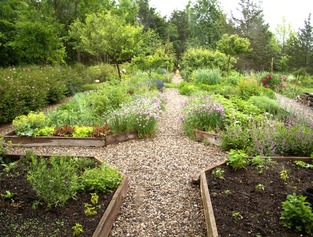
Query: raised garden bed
[
  {"left": 0, "top": 154, "right": 128, "bottom": 237},
  {"left": 3, "top": 131, "right": 138, "bottom": 147},
  {"left": 195, "top": 157, "right": 313, "bottom": 237}
]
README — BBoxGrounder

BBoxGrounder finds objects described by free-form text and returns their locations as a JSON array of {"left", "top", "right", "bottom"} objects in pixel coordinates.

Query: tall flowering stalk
[
  {"left": 107, "top": 93, "right": 163, "bottom": 138},
  {"left": 182, "top": 95, "right": 225, "bottom": 137}
]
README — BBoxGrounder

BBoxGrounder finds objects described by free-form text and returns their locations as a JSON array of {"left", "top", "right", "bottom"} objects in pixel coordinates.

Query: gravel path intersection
[{"left": 4, "top": 75, "right": 227, "bottom": 236}]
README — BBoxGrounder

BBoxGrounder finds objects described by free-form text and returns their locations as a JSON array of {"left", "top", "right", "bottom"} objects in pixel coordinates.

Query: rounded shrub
[{"left": 249, "top": 96, "right": 281, "bottom": 115}]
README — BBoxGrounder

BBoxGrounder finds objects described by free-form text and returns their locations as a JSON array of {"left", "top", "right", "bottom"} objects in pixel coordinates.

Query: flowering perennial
[
  {"left": 260, "top": 74, "right": 286, "bottom": 91},
  {"left": 182, "top": 95, "right": 225, "bottom": 136},
  {"left": 107, "top": 94, "right": 163, "bottom": 138}
]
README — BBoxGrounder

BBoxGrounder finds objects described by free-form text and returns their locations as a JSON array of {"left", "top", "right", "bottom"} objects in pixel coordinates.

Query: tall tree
[
  {"left": 287, "top": 14, "right": 313, "bottom": 74},
  {"left": 135, "top": 0, "right": 168, "bottom": 41},
  {"left": 274, "top": 17, "right": 295, "bottom": 71},
  {"left": 217, "top": 34, "right": 251, "bottom": 70},
  {"left": 74, "top": 11, "right": 144, "bottom": 79},
  {"left": 187, "top": 0, "right": 226, "bottom": 48},
  {"left": 0, "top": 0, "right": 25, "bottom": 66},
  {"left": 168, "top": 10, "right": 190, "bottom": 60},
  {"left": 231, "top": 0, "right": 275, "bottom": 71}
]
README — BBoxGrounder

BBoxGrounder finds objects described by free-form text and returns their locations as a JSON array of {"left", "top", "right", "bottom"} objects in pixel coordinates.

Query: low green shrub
[
  {"left": 280, "top": 193, "right": 313, "bottom": 234},
  {"left": 72, "top": 126, "right": 93, "bottom": 138},
  {"left": 221, "top": 123, "right": 252, "bottom": 151},
  {"left": 260, "top": 73, "right": 287, "bottom": 91},
  {"left": 249, "top": 96, "right": 281, "bottom": 115},
  {"left": 79, "top": 163, "right": 122, "bottom": 193},
  {"left": 237, "top": 78, "right": 264, "bottom": 99},
  {"left": 27, "top": 156, "right": 80, "bottom": 208},
  {"left": 226, "top": 149, "right": 250, "bottom": 170},
  {"left": 178, "top": 82, "right": 197, "bottom": 96}
]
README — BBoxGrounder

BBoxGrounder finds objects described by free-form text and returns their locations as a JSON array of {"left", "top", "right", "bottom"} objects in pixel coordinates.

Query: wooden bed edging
[
  {"left": 193, "top": 129, "right": 222, "bottom": 146},
  {"left": 3, "top": 131, "right": 138, "bottom": 147},
  {"left": 93, "top": 176, "right": 129, "bottom": 237},
  {"left": 200, "top": 172, "right": 219, "bottom": 237},
  {"left": 199, "top": 156, "right": 312, "bottom": 237}
]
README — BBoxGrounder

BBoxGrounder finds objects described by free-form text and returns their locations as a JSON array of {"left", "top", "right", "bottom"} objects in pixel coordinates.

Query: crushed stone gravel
[{"left": 3, "top": 74, "right": 227, "bottom": 236}]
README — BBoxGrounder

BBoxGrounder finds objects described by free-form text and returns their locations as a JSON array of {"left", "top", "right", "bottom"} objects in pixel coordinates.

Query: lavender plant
[{"left": 182, "top": 95, "right": 225, "bottom": 137}]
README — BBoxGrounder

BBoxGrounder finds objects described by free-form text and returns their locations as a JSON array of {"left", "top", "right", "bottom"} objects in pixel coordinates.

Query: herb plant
[
  {"left": 280, "top": 193, "right": 313, "bottom": 234},
  {"left": 27, "top": 155, "right": 80, "bottom": 208},
  {"left": 226, "top": 149, "right": 249, "bottom": 170}
]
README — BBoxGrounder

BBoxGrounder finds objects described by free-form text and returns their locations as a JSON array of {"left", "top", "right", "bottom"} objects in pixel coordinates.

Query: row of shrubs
[{"left": 0, "top": 64, "right": 117, "bottom": 124}]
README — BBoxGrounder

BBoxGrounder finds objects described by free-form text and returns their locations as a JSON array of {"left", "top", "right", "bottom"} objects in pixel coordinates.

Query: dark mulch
[
  {"left": 0, "top": 157, "right": 114, "bottom": 237},
  {"left": 206, "top": 160, "right": 313, "bottom": 237}
]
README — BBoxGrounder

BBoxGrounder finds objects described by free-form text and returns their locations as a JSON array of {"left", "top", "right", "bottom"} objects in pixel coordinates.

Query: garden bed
[
  {"left": 0, "top": 154, "right": 128, "bottom": 237},
  {"left": 196, "top": 157, "right": 313, "bottom": 237},
  {"left": 3, "top": 131, "right": 138, "bottom": 147}
]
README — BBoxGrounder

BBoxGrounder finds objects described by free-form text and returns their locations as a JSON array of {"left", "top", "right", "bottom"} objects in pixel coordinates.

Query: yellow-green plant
[
  {"left": 12, "top": 112, "right": 49, "bottom": 136},
  {"left": 72, "top": 223, "right": 84, "bottom": 236}
]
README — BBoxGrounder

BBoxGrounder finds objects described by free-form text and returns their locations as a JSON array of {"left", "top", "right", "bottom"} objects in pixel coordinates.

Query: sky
[{"left": 149, "top": 0, "right": 313, "bottom": 32}]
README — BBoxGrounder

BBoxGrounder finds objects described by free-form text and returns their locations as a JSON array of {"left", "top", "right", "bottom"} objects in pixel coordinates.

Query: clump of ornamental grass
[
  {"left": 107, "top": 93, "right": 163, "bottom": 138},
  {"left": 182, "top": 94, "right": 225, "bottom": 137}
]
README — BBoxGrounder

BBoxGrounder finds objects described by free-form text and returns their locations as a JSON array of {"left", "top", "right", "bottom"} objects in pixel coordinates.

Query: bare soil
[
  {"left": 206, "top": 160, "right": 313, "bottom": 237},
  {"left": 0, "top": 156, "right": 114, "bottom": 237}
]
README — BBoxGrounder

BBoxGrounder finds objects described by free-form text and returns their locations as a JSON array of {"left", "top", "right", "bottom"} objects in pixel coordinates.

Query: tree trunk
[{"left": 115, "top": 61, "right": 122, "bottom": 80}]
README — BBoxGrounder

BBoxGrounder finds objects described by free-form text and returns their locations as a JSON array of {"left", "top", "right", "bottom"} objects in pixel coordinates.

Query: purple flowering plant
[
  {"left": 182, "top": 95, "right": 225, "bottom": 137},
  {"left": 107, "top": 93, "right": 163, "bottom": 138}
]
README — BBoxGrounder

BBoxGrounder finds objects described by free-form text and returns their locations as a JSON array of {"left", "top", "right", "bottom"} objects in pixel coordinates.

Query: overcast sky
[{"left": 149, "top": 0, "right": 313, "bottom": 31}]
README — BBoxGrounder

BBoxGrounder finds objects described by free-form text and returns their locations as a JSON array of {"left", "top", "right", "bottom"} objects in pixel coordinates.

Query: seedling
[
  {"left": 255, "top": 184, "right": 265, "bottom": 191},
  {"left": 232, "top": 211, "right": 243, "bottom": 220},
  {"left": 72, "top": 223, "right": 84, "bottom": 236},
  {"left": 280, "top": 168, "right": 289, "bottom": 181},
  {"left": 84, "top": 203, "right": 97, "bottom": 216},
  {"left": 212, "top": 168, "right": 225, "bottom": 179},
  {"left": 223, "top": 189, "right": 232, "bottom": 195},
  {"left": 90, "top": 193, "right": 99, "bottom": 205},
  {"left": 1, "top": 190, "right": 15, "bottom": 201}
]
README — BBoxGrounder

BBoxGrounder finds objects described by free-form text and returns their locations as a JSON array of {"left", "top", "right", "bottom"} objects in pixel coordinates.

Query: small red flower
[
  {"left": 282, "top": 76, "right": 287, "bottom": 81},
  {"left": 265, "top": 84, "right": 270, "bottom": 88}
]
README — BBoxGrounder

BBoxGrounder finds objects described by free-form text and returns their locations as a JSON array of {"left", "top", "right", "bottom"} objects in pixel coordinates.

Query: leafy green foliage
[
  {"left": 80, "top": 163, "right": 122, "bottom": 193},
  {"left": 249, "top": 96, "right": 281, "bottom": 115},
  {"left": 12, "top": 112, "right": 49, "bottom": 136},
  {"left": 72, "top": 126, "right": 93, "bottom": 138},
  {"left": 191, "top": 69, "right": 221, "bottom": 85},
  {"left": 73, "top": 11, "right": 144, "bottom": 79},
  {"left": 226, "top": 149, "right": 250, "bottom": 170},
  {"left": 280, "top": 193, "right": 313, "bottom": 234},
  {"left": 260, "top": 73, "right": 287, "bottom": 91},
  {"left": 181, "top": 48, "right": 230, "bottom": 79},
  {"left": 178, "top": 82, "right": 198, "bottom": 96},
  {"left": 27, "top": 156, "right": 80, "bottom": 208},
  {"left": 217, "top": 34, "right": 251, "bottom": 70}
]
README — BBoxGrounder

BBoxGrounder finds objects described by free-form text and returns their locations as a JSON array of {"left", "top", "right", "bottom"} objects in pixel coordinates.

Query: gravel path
[
  {"left": 276, "top": 93, "right": 313, "bottom": 125},
  {"left": 4, "top": 75, "right": 227, "bottom": 236}
]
